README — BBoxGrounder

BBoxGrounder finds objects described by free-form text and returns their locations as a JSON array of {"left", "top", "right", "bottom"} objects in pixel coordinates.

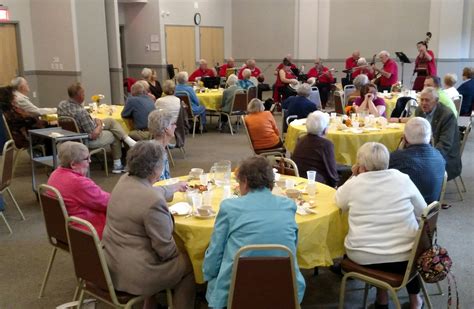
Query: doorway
[
  {"left": 0, "top": 23, "right": 21, "bottom": 86},
  {"left": 165, "top": 25, "right": 196, "bottom": 73},
  {"left": 200, "top": 26, "right": 224, "bottom": 68}
]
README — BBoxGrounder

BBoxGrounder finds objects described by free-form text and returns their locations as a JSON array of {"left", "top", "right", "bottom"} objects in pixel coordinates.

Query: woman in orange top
[{"left": 244, "top": 99, "right": 282, "bottom": 150}]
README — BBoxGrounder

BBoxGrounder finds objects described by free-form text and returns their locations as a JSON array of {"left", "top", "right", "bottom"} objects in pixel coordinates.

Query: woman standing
[{"left": 413, "top": 39, "right": 436, "bottom": 91}]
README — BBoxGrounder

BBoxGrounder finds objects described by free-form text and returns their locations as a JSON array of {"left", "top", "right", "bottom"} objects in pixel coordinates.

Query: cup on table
[
  {"left": 285, "top": 179, "right": 295, "bottom": 190},
  {"left": 186, "top": 190, "right": 198, "bottom": 204},
  {"left": 202, "top": 191, "right": 213, "bottom": 206},
  {"left": 192, "top": 193, "right": 202, "bottom": 213},
  {"left": 352, "top": 121, "right": 359, "bottom": 129},
  {"left": 222, "top": 185, "right": 231, "bottom": 200},
  {"left": 306, "top": 182, "right": 317, "bottom": 197},
  {"left": 189, "top": 168, "right": 204, "bottom": 179},
  {"left": 307, "top": 171, "right": 317, "bottom": 183},
  {"left": 199, "top": 173, "right": 208, "bottom": 186},
  {"left": 197, "top": 206, "right": 213, "bottom": 217},
  {"left": 330, "top": 113, "right": 336, "bottom": 121}
]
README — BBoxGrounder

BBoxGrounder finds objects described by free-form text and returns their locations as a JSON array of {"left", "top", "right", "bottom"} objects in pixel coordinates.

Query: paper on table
[
  {"left": 386, "top": 123, "right": 401, "bottom": 129},
  {"left": 296, "top": 205, "right": 318, "bottom": 215},
  {"left": 169, "top": 202, "right": 192, "bottom": 215},
  {"left": 292, "top": 119, "right": 306, "bottom": 126}
]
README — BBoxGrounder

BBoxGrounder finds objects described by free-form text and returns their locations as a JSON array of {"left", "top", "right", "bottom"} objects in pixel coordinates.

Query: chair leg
[
  {"left": 166, "top": 288, "right": 173, "bottom": 309},
  {"left": 72, "top": 279, "right": 82, "bottom": 301},
  {"left": 362, "top": 283, "right": 369, "bottom": 309},
  {"left": 12, "top": 149, "right": 21, "bottom": 177},
  {"left": 167, "top": 146, "right": 175, "bottom": 167},
  {"left": 227, "top": 115, "right": 233, "bottom": 135},
  {"left": 38, "top": 247, "right": 58, "bottom": 298},
  {"left": 432, "top": 281, "right": 444, "bottom": 296},
  {"left": 459, "top": 175, "right": 466, "bottom": 192},
  {"left": 453, "top": 178, "right": 463, "bottom": 201},
  {"left": 420, "top": 279, "right": 433, "bottom": 309},
  {"left": 77, "top": 288, "right": 86, "bottom": 309},
  {"left": 6, "top": 187, "right": 25, "bottom": 220},
  {"left": 387, "top": 287, "right": 401, "bottom": 309},
  {"left": 338, "top": 274, "right": 349, "bottom": 309},
  {"left": 180, "top": 147, "right": 186, "bottom": 159},
  {"left": 102, "top": 149, "right": 108, "bottom": 177},
  {"left": 0, "top": 212, "right": 13, "bottom": 234},
  {"left": 192, "top": 119, "right": 196, "bottom": 138}
]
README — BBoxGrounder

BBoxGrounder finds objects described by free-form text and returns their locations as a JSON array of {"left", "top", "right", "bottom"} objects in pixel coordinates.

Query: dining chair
[
  {"left": 167, "top": 104, "right": 187, "bottom": 167},
  {"left": 66, "top": 216, "right": 173, "bottom": 308},
  {"left": 343, "top": 84, "right": 356, "bottom": 107},
  {"left": 334, "top": 91, "right": 345, "bottom": 115},
  {"left": 176, "top": 91, "right": 201, "bottom": 138},
  {"left": 270, "top": 157, "right": 300, "bottom": 177},
  {"left": 338, "top": 202, "right": 440, "bottom": 309},
  {"left": 58, "top": 116, "right": 108, "bottom": 176},
  {"left": 448, "top": 121, "right": 471, "bottom": 200},
  {"left": 241, "top": 115, "right": 285, "bottom": 158},
  {"left": 220, "top": 90, "right": 247, "bottom": 135},
  {"left": 309, "top": 87, "right": 322, "bottom": 110},
  {"left": 247, "top": 86, "right": 257, "bottom": 103},
  {"left": 452, "top": 94, "right": 463, "bottom": 116},
  {"left": 227, "top": 244, "right": 300, "bottom": 309}
]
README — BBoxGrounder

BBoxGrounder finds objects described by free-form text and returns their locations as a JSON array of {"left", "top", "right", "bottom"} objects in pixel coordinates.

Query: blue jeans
[{"left": 192, "top": 105, "right": 207, "bottom": 126}]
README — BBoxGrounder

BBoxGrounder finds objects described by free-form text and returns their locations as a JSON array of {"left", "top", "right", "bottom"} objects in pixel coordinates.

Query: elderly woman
[
  {"left": 282, "top": 83, "right": 318, "bottom": 119},
  {"left": 244, "top": 98, "right": 282, "bottom": 151},
  {"left": 442, "top": 73, "right": 460, "bottom": 100},
  {"left": 103, "top": 141, "right": 194, "bottom": 309},
  {"left": 142, "top": 67, "right": 162, "bottom": 99},
  {"left": 348, "top": 74, "right": 370, "bottom": 104},
  {"left": 336, "top": 142, "right": 427, "bottom": 309},
  {"left": 47, "top": 141, "right": 109, "bottom": 238},
  {"left": 121, "top": 80, "right": 156, "bottom": 141},
  {"left": 219, "top": 74, "right": 240, "bottom": 130},
  {"left": 353, "top": 83, "right": 386, "bottom": 117},
  {"left": 175, "top": 71, "right": 207, "bottom": 130},
  {"left": 148, "top": 109, "right": 176, "bottom": 180},
  {"left": 155, "top": 79, "right": 181, "bottom": 123},
  {"left": 203, "top": 156, "right": 306, "bottom": 308},
  {"left": 292, "top": 111, "right": 338, "bottom": 187},
  {"left": 238, "top": 68, "right": 254, "bottom": 90}
]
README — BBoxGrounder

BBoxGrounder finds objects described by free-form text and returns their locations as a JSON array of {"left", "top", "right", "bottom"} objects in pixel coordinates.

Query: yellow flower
[{"left": 91, "top": 94, "right": 105, "bottom": 103}]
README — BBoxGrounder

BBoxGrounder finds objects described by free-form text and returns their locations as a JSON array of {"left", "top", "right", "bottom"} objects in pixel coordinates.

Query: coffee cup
[{"left": 197, "top": 206, "right": 213, "bottom": 217}]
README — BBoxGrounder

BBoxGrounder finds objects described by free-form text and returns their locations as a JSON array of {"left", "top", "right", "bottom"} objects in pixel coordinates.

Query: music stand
[{"left": 395, "top": 52, "right": 411, "bottom": 85}]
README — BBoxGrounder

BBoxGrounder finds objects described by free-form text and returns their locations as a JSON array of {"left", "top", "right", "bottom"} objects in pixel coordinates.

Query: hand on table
[{"left": 171, "top": 181, "right": 188, "bottom": 193}]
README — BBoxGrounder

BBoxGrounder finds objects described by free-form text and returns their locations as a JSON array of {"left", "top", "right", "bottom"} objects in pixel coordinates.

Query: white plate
[
  {"left": 193, "top": 210, "right": 217, "bottom": 219},
  {"left": 169, "top": 202, "right": 192, "bottom": 216}
]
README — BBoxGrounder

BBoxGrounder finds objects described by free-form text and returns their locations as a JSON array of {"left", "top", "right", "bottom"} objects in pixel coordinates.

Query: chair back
[
  {"left": 459, "top": 121, "right": 472, "bottom": 156},
  {"left": 228, "top": 244, "right": 299, "bottom": 309},
  {"left": 272, "top": 157, "right": 299, "bottom": 177},
  {"left": 452, "top": 94, "right": 462, "bottom": 116},
  {"left": 66, "top": 216, "right": 120, "bottom": 304},
  {"left": 247, "top": 86, "right": 257, "bottom": 103},
  {"left": 232, "top": 90, "right": 248, "bottom": 113},
  {"left": 176, "top": 91, "right": 194, "bottom": 118},
  {"left": 241, "top": 115, "right": 256, "bottom": 154},
  {"left": 309, "top": 87, "right": 321, "bottom": 109},
  {"left": 402, "top": 202, "right": 440, "bottom": 286},
  {"left": 39, "top": 184, "right": 70, "bottom": 251},
  {"left": 343, "top": 84, "right": 356, "bottom": 106},
  {"left": 58, "top": 116, "right": 80, "bottom": 133},
  {"left": 174, "top": 104, "right": 188, "bottom": 148},
  {"left": 334, "top": 91, "right": 344, "bottom": 114},
  {"left": 2, "top": 114, "right": 21, "bottom": 150},
  {"left": 0, "top": 140, "right": 15, "bottom": 191}
]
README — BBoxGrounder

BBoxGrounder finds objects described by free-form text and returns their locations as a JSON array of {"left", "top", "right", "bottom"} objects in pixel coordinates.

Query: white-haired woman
[
  {"left": 238, "top": 68, "right": 254, "bottom": 90},
  {"left": 336, "top": 142, "right": 427, "bottom": 309},
  {"left": 443, "top": 73, "right": 460, "bottom": 100},
  {"left": 155, "top": 79, "right": 181, "bottom": 123},
  {"left": 142, "top": 67, "right": 162, "bottom": 100},
  {"left": 218, "top": 74, "right": 240, "bottom": 131},
  {"left": 244, "top": 98, "right": 282, "bottom": 151},
  {"left": 148, "top": 109, "right": 176, "bottom": 180},
  {"left": 103, "top": 141, "right": 193, "bottom": 309},
  {"left": 348, "top": 74, "right": 370, "bottom": 104},
  {"left": 175, "top": 71, "right": 207, "bottom": 131},
  {"left": 351, "top": 58, "right": 375, "bottom": 81},
  {"left": 292, "top": 111, "right": 338, "bottom": 187}
]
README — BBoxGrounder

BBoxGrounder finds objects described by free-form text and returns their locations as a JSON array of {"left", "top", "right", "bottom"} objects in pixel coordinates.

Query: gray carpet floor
[{"left": 0, "top": 114, "right": 472, "bottom": 308}]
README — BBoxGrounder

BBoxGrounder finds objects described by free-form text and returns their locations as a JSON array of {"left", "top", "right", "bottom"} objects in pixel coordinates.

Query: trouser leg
[
  {"left": 102, "top": 118, "right": 127, "bottom": 140},
  {"left": 128, "top": 130, "right": 150, "bottom": 141}
]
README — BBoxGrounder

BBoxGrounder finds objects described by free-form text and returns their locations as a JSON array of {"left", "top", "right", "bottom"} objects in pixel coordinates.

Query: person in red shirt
[
  {"left": 189, "top": 59, "right": 217, "bottom": 82},
  {"left": 306, "top": 58, "right": 335, "bottom": 109},
  {"left": 345, "top": 50, "right": 360, "bottom": 70},
  {"left": 412, "top": 41, "right": 437, "bottom": 91},
  {"left": 273, "top": 58, "right": 298, "bottom": 103},
  {"left": 351, "top": 58, "right": 375, "bottom": 81},
  {"left": 237, "top": 59, "right": 263, "bottom": 80},
  {"left": 373, "top": 50, "right": 399, "bottom": 93},
  {"left": 218, "top": 57, "right": 236, "bottom": 78},
  {"left": 274, "top": 54, "right": 298, "bottom": 76}
]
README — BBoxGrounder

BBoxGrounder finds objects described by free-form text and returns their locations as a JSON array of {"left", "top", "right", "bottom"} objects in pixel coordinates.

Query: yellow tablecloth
[
  {"left": 197, "top": 89, "right": 224, "bottom": 111},
  {"left": 285, "top": 121, "right": 405, "bottom": 165},
  {"left": 379, "top": 93, "right": 399, "bottom": 118},
  {"left": 156, "top": 175, "right": 348, "bottom": 284},
  {"left": 44, "top": 105, "right": 131, "bottom": 133}
]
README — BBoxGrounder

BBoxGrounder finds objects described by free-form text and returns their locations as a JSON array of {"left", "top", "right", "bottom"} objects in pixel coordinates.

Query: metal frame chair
[
  {"left": 66, "top": 216, "right": 173, "bottom": 308},
  {"left": 343, "top": 84, "right": 356, "bottom": 107},
  {"left": 247, "top": 86, "right": 257, "bottom": 103},
  {"left": 176, "top": 91, "right": 201, "bottom": 138},
  {"left": 309, "top": 86, "right": 322, "bottom": 110},
  {"left": 338, "top": 201, "right": 440, "bottom": 309},
  {"left": 452, "top": 94, "right": 463, "bottom": 116},
  {"left": 449, "top": 121, "right": 471, "bottom": 200},
  {"left": 334, "top": 91, "right": 345, "bottom": 115},
  {"left": 270, "top": 156, "right": 300, "bottom": 177},
  {"left": 227, "top": 244, "right": 300, "bottom": 309},
  {"left": 220, "top": 89, "right": 247, "bottom": 135},
  {"left": 241, "top": 115, "right": 285, "bottom": 158},
  {"left": 58, "top": 116, "right": 108, "bottom": 176},
  {"left": 0, "top": 140, "right": 26, "bottom": 233}
]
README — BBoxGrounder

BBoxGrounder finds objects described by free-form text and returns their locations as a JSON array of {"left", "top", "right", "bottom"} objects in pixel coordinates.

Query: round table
[
  {"left": 156, "top": 174, "right": 348, "bottom": 284},
  {"left": 284, "top": 120, "right": 405, "bottom": 165},
  {"left": 197, "top": 89, "right": 224, "bottom": 111},
  {"left": 378, "top": 92, "right": 399, "bottom": 118}
]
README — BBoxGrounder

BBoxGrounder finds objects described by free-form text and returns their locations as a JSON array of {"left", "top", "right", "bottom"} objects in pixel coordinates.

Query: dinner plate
[
  {"left": 193, "top": 210, "right": 217, "bottom": 219},
  {"left": 169, "top": 202, "right": 192, "bottom": 216}
]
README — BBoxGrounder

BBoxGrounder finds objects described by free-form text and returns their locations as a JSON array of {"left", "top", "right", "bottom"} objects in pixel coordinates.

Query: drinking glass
[
  {"left": 202, "top": 191, "right": 213, "bottom": 206},
  {"left": 285, "top": 179, "right": 295, "bottom": 190},
  {"left": 199, "top": 173, "right": 208, "bottom": 186},
  {"left": 307, "top": 171, "right": 316, "bottom": 183},
  {"left": 192, "top": 193, "right": 202, "bottom": 214},
  {"left": 210, "top": 160, "right": 231, "bottom": 186}
]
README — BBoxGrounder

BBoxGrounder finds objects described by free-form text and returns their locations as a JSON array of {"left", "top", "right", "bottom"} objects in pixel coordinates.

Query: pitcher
[{"left": 210, "top": 160, "right": 231, "bottom": 186}]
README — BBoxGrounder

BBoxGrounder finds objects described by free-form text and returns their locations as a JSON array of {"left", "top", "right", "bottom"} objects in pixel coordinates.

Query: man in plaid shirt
[{"left": 58, "top": 83, "right": 136, "bottom": 173}]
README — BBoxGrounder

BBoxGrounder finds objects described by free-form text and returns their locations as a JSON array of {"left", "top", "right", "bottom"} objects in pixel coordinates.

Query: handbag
[{"left": 416, "top": 224, "right": 459, "bottom": 308}]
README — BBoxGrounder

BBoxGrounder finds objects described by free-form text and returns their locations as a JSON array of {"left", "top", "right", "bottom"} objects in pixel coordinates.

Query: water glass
[
  {"left": 285, "top": 179, "right": 295, "bottom": 190},
  {"left": 306, "top": 182, "right": 317, "bottom": 197},
  {"left": 307, "top": 171, "right": 316, "bottom": 183},
  {"left": 199, "top": 173, "right": 208, "bottom": 186},
  {"left": 192, "top": 193, "right": 202, "bottom": 213},
  {"left": 202, "top": 191, "right": 213, "bottom": 206},
  {"left": 222, "top": 185, "right": 231, "bottom": 200}
]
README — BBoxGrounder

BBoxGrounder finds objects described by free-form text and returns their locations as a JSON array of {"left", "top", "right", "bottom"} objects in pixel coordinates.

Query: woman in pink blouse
[{"left": 47, "top": 141, "right": 110, "bottom": 239}]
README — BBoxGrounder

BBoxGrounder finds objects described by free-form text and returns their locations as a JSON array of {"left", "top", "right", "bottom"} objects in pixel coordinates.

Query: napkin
[
  {"left": 296, "top": 205, "right": 318, "bottom": 215},
  {"left": 292, "top": 119, "right": 306, "bottom": 126},
  {"left": 386, "top": 123, "right": 401, "bottom": 129},
  {"left": 169, "top": 202, "right": 192, "bottom": 215}
]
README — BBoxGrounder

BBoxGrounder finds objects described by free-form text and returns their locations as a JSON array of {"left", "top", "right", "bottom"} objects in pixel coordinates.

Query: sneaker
[{"left": 112, "top": 165, "right": 125, "bottom": 174}]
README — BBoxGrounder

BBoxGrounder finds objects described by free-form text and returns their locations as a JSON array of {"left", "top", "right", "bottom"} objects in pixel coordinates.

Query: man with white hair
[
  {"left": 218, "top": 57, "right": 235, "bottom": 77},
  {"left": 373, "top": 50, "right": 398, "bottom": 92},
  {"left": 345, "top": 50, "right": 360, "bottom": 70},
  {"left": 351, "top": 58, "right": 375, "bottom": 80},
  {"left": 282, "top": 83, "right": 318, "bottom": 120},
  {"left": 175, "top": 71, "right": 207, "bottom": 130},
  {"left": 189, "top": 59, "right": 216, "bottom": 82},
  {"left": 306, "top": 58, "right": 334, "bottom": 109},
  {"left": 11, "top": 77, "right": 57, "bottom": 116},
  {"left": 389, "top": 117, "right": 445, "bottom": 203},
  {"left": 415, "top": 87, "right": 461, "bottom": 183},
  {"left": 121, "top": 81, "right": 156, "bottom": 140}
]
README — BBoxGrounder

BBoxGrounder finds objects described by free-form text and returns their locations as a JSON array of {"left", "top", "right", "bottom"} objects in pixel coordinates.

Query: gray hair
[
  {"left": 420, "top": 87, "right": 439, "bottom": 102},
  {"left": 357, "top": 58, "right": 367, "bottom": 66},
  {"left": 126, "top": 141, "right": 165, "bottom": 179},
  {"left": 296, "top": 83, "right": 311, "bottom": 97},
  {"left": 226, "top": 74, "right": 238, "bottom": 86},
  {"left": 356, "top": 142, "right": 389, "bottom": 171},
  {"left": 176, "top": 71, "right": 189, "bottom": 84},
  {"left": 162, "top": 79, "right": 176, "bottom": 95},
  {"left": 404, "top": 117, "right": 432, "bottom": 145},
  {"left": 443, "top": 73, "right": 458, "bottom": 87},
  {"left": 58, "top": 141, "right": 89, "bottom": 168},
  {"left": 353, "top": 74, "right": 369, "bottom": 90},
  {"left": 10, "top": 77, "right": 26, "bottom": 91},
  {"left": 242, "top": 68, "right": 251, "bottom": 79},
  {"left": 237, "top": 156, "right": 274, "bottom": 190},
  {"left": 378, "top": 50, "right": 390, "bottom": 58},
  {"left": 247, "top": 98, "right": 265, "bottom": 113},
  {"left": 306, "top": 111, "right": 329, "bottom": 136},
  {"left": 148, "top": 109, "right": 173, "bottom": 138},
  {"left": 131, "top": 80, "right": 148, "bottom": 96},
  {"left": 141, "top": 67, "right": 153, "bottom": 79}
]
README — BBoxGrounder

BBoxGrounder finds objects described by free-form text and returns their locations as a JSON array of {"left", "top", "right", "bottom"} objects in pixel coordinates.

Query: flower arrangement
[
  {"left": 345, "top": 105, "right": 356, "bottom": 116},
  {"left": 91, "top": 94, "right": 105, "bottom": 104}
]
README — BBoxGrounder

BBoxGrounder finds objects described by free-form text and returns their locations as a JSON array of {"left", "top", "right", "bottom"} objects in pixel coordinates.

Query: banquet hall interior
[{"left": 0, "top": 0, "right": 473, "bottom": 308}]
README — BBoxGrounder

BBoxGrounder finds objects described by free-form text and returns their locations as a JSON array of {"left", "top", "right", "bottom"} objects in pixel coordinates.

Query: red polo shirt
[
  {"left": 380, "top": 58, "right": 398, "bottom": 87},
  {"left": 189, "top": 68, "right": 216, "bottom": 81}
]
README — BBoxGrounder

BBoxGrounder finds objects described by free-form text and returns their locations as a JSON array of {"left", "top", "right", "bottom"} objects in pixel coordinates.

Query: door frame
[
  {"left": 119, "top": 25, "right": 128, "bottom": 78},
  {"left": 0, "top": 21, "right": 24, "bottom": 79}
]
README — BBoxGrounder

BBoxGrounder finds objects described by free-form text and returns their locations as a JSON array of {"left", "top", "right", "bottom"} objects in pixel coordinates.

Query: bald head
[{"left": 352, "top": 51, "right": 360, "bottom": 60}]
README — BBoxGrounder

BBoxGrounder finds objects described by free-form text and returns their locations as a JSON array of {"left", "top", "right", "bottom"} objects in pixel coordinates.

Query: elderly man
[
  {"left": 423, "top": 75, "right": 457, "bottom": 117},
  {"left": 306, "top": 58, "right": 334, "bottom": 109},
  {"left": 282, "top": 83, "right": 318, "bottom": 120},
  {"left": 457, "top": 67, "right": 474, "bottom": 116},
  {"left": 345, "top": 50, "right": 360, "bottom": 70},
  {"left": 414, "top": 87, "right": 462, "bottom": 183},
  {"left": 11, "top": 77, "right": 57, "bottom": 116},
  {"left": 58, "top": 82, "right": 136, "bottom": 173},
  {"left": 121, "top": 80, "right": 156, "bottom": 141},
  {"left": 351, "top": 58, "right": 375, "bottom": 80},
  {"left": 238, "top": 59, "right": 263, "bottom": 80},
  {"left": 218, "top": 57, "right": 236, "bottom": 77},
  {"left": 389, "top": 117, "right": 445, "bottom": 203},
  {"left": 189, "top": 59, "right": 216, "bottom": 82},
  {"left": 175, "top": 71, "right": 207, "bottom": 131},
  {"left": 373, "top": 50, "right": 398, "bottom": 92}
]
